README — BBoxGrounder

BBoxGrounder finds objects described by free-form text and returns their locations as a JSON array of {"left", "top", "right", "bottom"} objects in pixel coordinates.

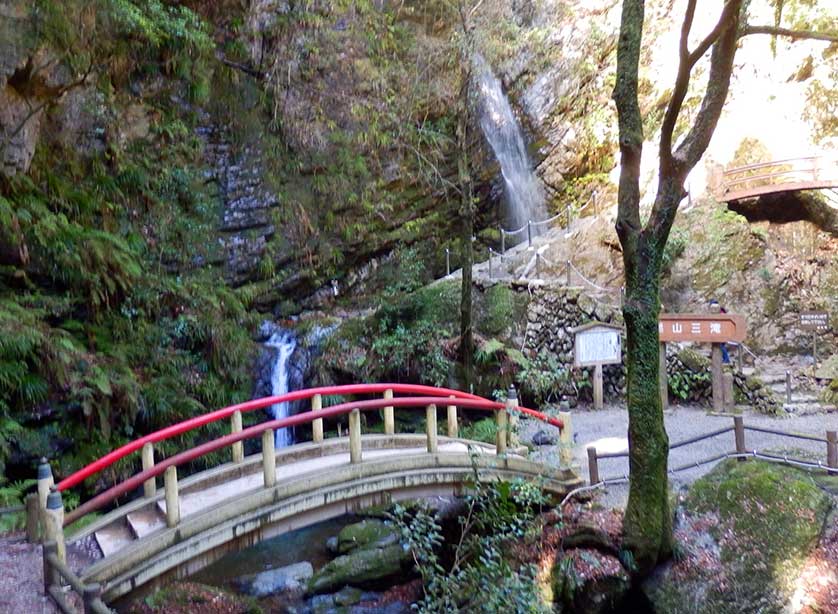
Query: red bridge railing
[{"left": 51, "top": 384, "right": 563, "bottom": 526}]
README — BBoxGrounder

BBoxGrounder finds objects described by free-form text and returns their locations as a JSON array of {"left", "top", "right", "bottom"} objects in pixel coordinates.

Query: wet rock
[{"left": 234, "top": 561, "right": 313, "bottom": 598}]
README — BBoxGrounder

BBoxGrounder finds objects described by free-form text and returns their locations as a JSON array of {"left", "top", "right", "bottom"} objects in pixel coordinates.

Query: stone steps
[{"left": 126, "top": 508, "right": 167, "bottom": 539}]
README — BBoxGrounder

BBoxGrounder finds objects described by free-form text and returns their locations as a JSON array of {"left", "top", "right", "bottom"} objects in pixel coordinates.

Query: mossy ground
[{"left": 645, "top": 460, "right": 833, "bottom": 614}]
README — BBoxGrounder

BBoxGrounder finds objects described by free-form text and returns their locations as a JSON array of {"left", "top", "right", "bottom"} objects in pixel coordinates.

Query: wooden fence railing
[
  {"left": 43, "top": 540, "right": 111, "bottom": 614},
  {"left": 586, "top": 415, "right": 838, "bottom": 484}
]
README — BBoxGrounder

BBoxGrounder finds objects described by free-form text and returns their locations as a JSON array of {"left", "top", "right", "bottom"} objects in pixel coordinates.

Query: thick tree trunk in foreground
[{"left": 620, "top": 227, "right": 672, "bottom": 572}]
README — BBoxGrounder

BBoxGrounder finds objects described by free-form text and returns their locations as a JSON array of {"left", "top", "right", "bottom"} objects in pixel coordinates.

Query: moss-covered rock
[
  {"left": 336, "top": 519, "right": 398, "bottom": 554},
  {"left": 307, "top": 543, "right": 411, "bottom": 595},
  {"left": 644, "top": 460, "right": 832, "bottom": 613}
]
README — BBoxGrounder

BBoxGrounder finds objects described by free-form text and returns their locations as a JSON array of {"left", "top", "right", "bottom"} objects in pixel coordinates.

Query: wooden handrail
[
  {"left": 722, "top": 154, "right": 833, "bottom": 176},
  {"left": 723, "top": 167, "right": 817, "bottom": 188},
  {"left": 63, "top": 393, "right": 562, "bottom": 525},
  {"left": 57, "top": 383, "right": 495, "bottom": 492}
]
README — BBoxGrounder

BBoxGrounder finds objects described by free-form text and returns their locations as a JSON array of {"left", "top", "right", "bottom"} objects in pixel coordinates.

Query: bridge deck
[{"left": 91, "top": 440, "right": 483, "bottom": 557}]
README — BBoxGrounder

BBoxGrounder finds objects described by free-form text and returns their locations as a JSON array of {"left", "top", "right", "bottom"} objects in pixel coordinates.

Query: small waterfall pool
[
  {"left": 264, "top": 328, "right": 297, "bottom": 448},
  {"left": 474, "top": 53, "right": 547, "bottom": 234}
]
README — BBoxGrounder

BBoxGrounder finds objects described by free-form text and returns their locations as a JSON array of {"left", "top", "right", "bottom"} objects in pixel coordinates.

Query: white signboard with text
[{"left": 574, "top": 325, "right": 622, "bottom": 367}]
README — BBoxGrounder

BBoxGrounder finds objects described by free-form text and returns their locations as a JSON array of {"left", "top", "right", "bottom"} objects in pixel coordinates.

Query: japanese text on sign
[{"left": 658, "top": 314, "right": 746, "bottom": 343}]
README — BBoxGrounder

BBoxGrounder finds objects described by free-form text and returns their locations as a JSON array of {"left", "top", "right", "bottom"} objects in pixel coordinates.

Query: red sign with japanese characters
[{"left": 658, "top": 313, "right": 746, "bottom": 343}]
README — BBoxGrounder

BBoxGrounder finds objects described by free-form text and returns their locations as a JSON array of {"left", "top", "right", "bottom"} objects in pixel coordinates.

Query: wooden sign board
[
  {"left": 572, "top": 323, "right": 623, "bottom": 367},
  {"left": 658, "top": 313, "right": 746, "bottom": 343},
  {"left": 799, "top": 311, "right": 829, "bottom": 331}
]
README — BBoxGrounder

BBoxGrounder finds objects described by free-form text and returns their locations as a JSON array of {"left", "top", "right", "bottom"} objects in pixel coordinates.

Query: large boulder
[
  {"left": 234, "top": 561, "right": 313, "bottom": 598},
  {"left": 307, "top": 543, "right": 411, "bottom": 595}
]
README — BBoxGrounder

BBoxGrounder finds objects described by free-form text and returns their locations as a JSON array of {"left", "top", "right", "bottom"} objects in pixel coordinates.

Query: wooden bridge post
[
  {"left": 559, "top": 411, "right": 573, "bottom": 467},
  {"left": 383, "top": 389, "right": 394, "bottom": 436},
  {"left": 827, "top": 431, "right": 837, "bottom": 469},
  {"left": 43, "top": 540, "right": 59, "bottom": 596},
  {"left": 44, "top": 487, "right": 65, "bottom": 563},
  {"left": 37, "top": 458, "right": 53, "bottom": 539},
  {"left": 426, "top": 404, "right": 438, "bottom": 453},
  {"left": 349, "top": 408, "right": 362, "bottom": 464},
  {"left": 25, "top": 492, "right": 40, "bottom": 542},
  {"left": 586, "top": 447, "right": 599, "bottom": 485},
  {"left": 82, "top": 583, "right": 103, "bottom": 614},
  {"left": 231, "top": 410, "right": 244, "bottom": 463},
  {"left": 507, "top": 386, "right": 519, "bottom": 448},
  {"left": 734, "top": 416, "right": 746, "bottom": 462},
  {"left": 447, "top": 395, "right": 458, "bottom": 438},
  {"left": 496, "top": 401, "right": 509, "bottom": 456},
  {"left": 312, "top": 394, "right": 324, "bottom": 444},
  {"left": 142, "top": 442, "right": 156, "bottom": 498},
  {"left": 261, "top": 429, "right": 276, "bottom": 487},
  {"left": 164, "top": 466, "right": 180, "bottom": 527}
]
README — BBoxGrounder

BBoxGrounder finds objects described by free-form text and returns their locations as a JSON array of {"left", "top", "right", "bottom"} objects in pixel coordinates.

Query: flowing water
[
  {"left": 264, "top": 328, "right": 297, "bottom": 447},
  {"left": 474, "top": 54, "right": 547, "bottom": 234}
]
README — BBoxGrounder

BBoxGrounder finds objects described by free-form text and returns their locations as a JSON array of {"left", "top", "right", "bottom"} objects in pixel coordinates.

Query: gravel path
[
  {"left": 520, "top": 404, "right": 838, "bottom": 510},
  {"left": 0, "top": 533, "right": 61, "bottom": 614}
]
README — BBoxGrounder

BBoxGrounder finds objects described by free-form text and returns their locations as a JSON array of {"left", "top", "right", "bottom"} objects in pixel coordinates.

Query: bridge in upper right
[{"left": 719, "top": 154, "right": 838, "bottom": 203}]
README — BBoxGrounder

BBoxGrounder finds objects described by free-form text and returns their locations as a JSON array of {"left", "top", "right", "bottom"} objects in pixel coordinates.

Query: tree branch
[
  {"left": 739, "top": 25, "right": 838, "bottom": 43},
  {"left": 658, "top": 0, "right": 697, "bottom": 173},
  {"left": 647, "top": 0, "right": 743, "bottom": 239},
  {"left": 687, "top": 0, "right": 740, "bottom": 66},
  {"left": 660, "top": 0, "right": 740, "bottom": 177},
  {"left": 673, "top": 0, "right": 743, "bottom": 173}
]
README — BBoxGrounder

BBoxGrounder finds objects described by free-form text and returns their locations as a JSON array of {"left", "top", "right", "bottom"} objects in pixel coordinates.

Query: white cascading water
[
  {"left": 264, "top": 328, "right": 297, "bottom": 447},
  {"left": 474, "top": 54, "right": 547, "bottom": 233}
]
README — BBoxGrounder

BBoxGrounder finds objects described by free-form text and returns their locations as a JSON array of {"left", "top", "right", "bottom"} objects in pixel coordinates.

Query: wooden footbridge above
[
  {"left": 720, "top": 154, "right": 838, "bottom": 202},
  {"left": 34, "top": 383, "right": 579, "bottom": 610}
]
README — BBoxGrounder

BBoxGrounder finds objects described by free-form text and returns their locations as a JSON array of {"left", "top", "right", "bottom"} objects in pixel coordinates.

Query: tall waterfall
[
  {"left": 264, "top": 328, "right": 297, "bottom": 448},
  {"left": 474, "top": 54, "right": 547, "bottom": 233}
]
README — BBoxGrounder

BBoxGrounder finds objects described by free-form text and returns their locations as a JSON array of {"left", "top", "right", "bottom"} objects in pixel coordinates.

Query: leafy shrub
[
  {"left": 515, "top": 352, "right": 570, "bottom": 406},
  {"left": 390, "top": 474, "right": 551, "bottom": 613}
]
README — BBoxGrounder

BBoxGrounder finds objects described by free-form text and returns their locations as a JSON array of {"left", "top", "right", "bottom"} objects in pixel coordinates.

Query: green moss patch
[{"left": 646, "top": 460, "right": 832, "bottom": 613}]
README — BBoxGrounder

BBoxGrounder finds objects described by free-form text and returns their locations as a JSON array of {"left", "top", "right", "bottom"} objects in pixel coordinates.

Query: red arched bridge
[
  {"left": 720, "top": 153, "right": 838, "bottom": 202},
  {"left": 36, "top": 383, "right": 578, "bottom": 609}
]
